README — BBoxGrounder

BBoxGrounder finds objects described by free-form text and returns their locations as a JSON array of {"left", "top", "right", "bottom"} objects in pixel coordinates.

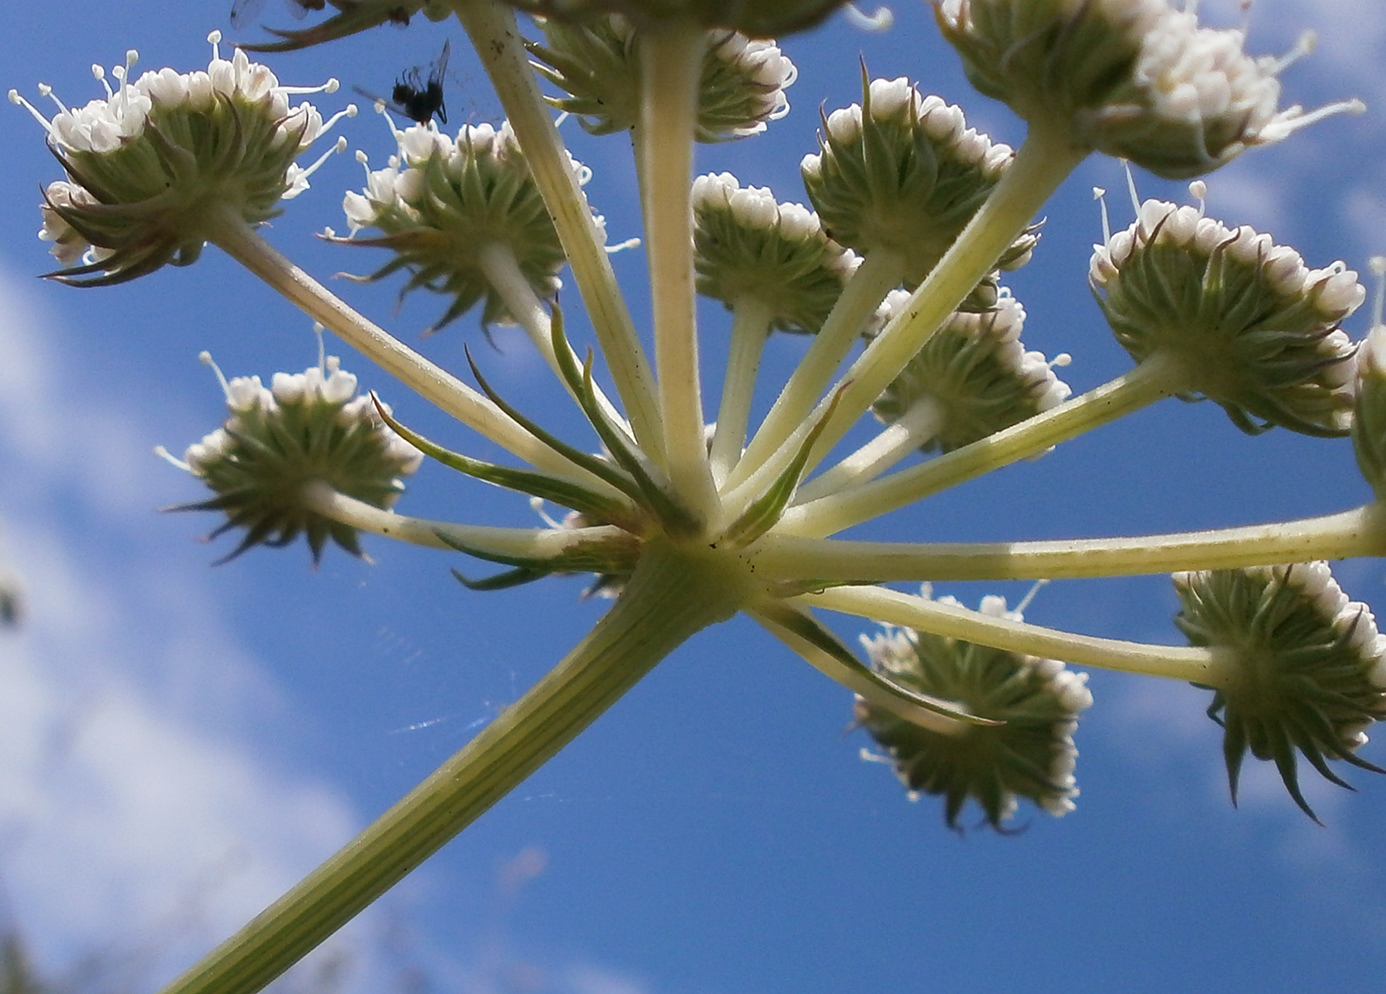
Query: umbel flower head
[
  {"left": 802, "top": 76, "right": 1035, "bottom": 301},
  {"left": 935, "top": 0, "right": 1361, "bottom": 179},
  {"left": 11, "top": 34, "right": 347, "bottom": 285},
  {"left": 855, "top": 591, "right": 1093, "bottom": 830},
  {"left": 692, "top": 172, "right": 856, "bottom": 335},
  {"left": 530, "top": 15, "right": 796, "bottom": 141},
  {"left": 871, "top": 291, "right": 1072, "bottom": 453},
  {"left": 1091, "top": 198, "right": 1362, "bottom": 436},
  {"left": 167, "top": 352, "right": 423, "bottom": 564},
  {"left": 1173, "top": 563, "right": 1386, "bottom": 821},
  {"left": 340, "top": 119, "right": 581, "bottom": 332}
]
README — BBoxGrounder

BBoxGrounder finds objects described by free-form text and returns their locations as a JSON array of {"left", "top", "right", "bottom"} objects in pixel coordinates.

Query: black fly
[{"left": 353, "top": 41, "right": 451, "bottom": 126}]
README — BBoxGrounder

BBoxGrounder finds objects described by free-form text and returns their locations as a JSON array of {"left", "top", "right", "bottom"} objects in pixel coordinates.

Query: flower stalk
[{"left": 153, "top": 537, "right": 756, "bottom": 994}]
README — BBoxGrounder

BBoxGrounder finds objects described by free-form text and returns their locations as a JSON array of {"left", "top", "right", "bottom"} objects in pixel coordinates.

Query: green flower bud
[
  {"left": 1091, "top": 199, "right": 1362, "bottom": 437},
  {"left": 1352, "top": 324, "right": 1386, "bottom": 499},
  {"left": 855, "top": 592, "right": 1093, "bottom": 830},
  {"left": 13, "top": 36, "right": 347, "bottom": 285},
  {"left": 531, "top": 15, "right": 796, "bottom": 141},
  {"left": 1173, "top": 563, "right": 1386, "bottom": 821},
  {"left": 507, "top": 0, "right": 847, "bottom": 37},
  {"left": 692, "top": 172, "right": 856, "bottom": 335},
  {"left": 871, "top": 292, "right": 1072, "bottom": 453},
  {"left": 340, "top": 120, "right": 583, "bottom": 332},
  {"left": 802, "top": 77, "right": 1035, "bottom": 299},
  {"left": 169, "top": 353, "right": 423, "bottom": 564},
  {"left": 936, "top": 0, "right": 1358, "bottom": 179}
]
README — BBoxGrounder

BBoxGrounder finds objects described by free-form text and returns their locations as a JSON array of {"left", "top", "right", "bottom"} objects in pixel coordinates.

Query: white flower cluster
[
  {"left": 706, "top": 32, "right": 797, "bottom": 136},
  {"left": 1092, "top": 200, "right": 1365, "bottom": 322},
  {"left": 17, "top": 43, "right": 329, "bottom": 166},
  {"left": 691, "top": 172, "right": 854, "bottom": 273},
  {"left": 186, "top": 357, "right": 421, "bottom": 484},
  {"left": 805, "top": 78, "right": 1013, "bottom": 181},
  {"left": 876, "top": 290, "right": 1072, "bottom": 415}
]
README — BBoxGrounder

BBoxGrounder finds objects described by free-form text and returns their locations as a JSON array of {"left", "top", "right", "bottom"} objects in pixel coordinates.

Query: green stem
[
  {"left": 302, "top": 483, "right": 630, "bottom": 557},
  {"left": 752, "top": 124, "right": 1086, "bottom": 489},
  {"left": 725, "top": 248, "right": 904, "bottom": 491},
  {"left": 756, "top": 504, "right": 1386, "bottom": 584},
  {"left": 475, "top": 241, "right": 634, "bottom": 440},
  {"left": 151, "top": 539, "right": 751, "bottom": 994},
  {"left": 206, "top": 213, "right": 612, "bottom": 492},
  {"left": 453, "top": 0, "right": 663, "bottom": 461},
  {"left": 795, "top": 586, "right": 1231, "bottom": 686},
  {"left": 782, "top": 355, "right": 1179, "bottom": 537},
  {"left": 794, "top": 397, "right": 944, "bottom": 502},
  {"left": 709, "top": 295, "right": 774, "bottom": 483},
  {"left": 638, "top": 21, "right": 717, "bottom": 522}
]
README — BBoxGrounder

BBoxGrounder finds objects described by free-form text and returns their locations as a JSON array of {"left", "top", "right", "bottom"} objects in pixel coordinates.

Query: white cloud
[{"left": 0, "top": 270, "right": 383, "bottom": 988}]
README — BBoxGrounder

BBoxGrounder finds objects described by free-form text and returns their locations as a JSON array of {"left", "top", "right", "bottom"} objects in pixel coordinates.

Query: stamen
[
  {"left": 92, "top": 64, "right": 114, "bottom": 100},
  {"left": 842, "top": 4, "right": 895, "bottom": 32},
  {"left": 1188, "top": 179, "right": 1207, "bottom": 217},
  {"left": 8, "top": 90, "right": 54, "bottom": 134},
  {"left": 1093, "top": 186, "right": 1111, "bottom": 244},
  {"left": 153, "top": 444, "right": 191, "bottom": 472},
  {"left": 200, "top": 349, "right": 232, "bottom": 399}
]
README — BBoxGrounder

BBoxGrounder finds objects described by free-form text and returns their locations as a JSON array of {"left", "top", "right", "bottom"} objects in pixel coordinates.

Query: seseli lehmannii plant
[{"left": 11, "top": 1, "right": 1386, "bottom": 992}]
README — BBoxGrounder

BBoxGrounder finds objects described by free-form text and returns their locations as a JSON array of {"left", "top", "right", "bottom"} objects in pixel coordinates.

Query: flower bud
[
  {"left": 14, "top": 38, "right": 345, "bottom": 284},
  {"left": 171, "top": 355, "right": 422, "bottom": 563},
  {"left": 855, "top": 592, "right": 1093, "bottom": 830},
  {"left": 1173, "top": 563, "right": 1386, "bottom": 821},
  {"left": 531, "top": 15, "right": 795, "bottom": 141},
  {"left": 803, "top": 77, "right": 1035, "bottom": 298},
  {"left": 340, "top": 120, "right": 584, "bottom": 332},
  {"left": 1091, "top": 199, "right": 1361, "bottom": 436},
  {"left": 692, "top": 172, "right": 856, "bottom": 334},
  {"left": 935, "top": 0, "right": 1356, "bottom": 178},
  {"left": 871, "top": 293, "right": 1072, "bottom": 453}
]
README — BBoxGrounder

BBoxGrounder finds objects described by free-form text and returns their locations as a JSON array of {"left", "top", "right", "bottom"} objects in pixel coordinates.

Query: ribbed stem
[
  {"left": 754, "top": 504, "right": 1386, "bottom": 584},
  {"left": 638, "top": 21, "right": 717, "bottom": 521},
  {"left": 152, "top": 540, "right": 751, "bottom": 994},
  {"left": 206, "top": 213, "right": 614, "bottom": 493},
  {"left": 453, "top": 0, "right": 663, "bottom": 460},
  {"left": 710, "top": 295, "right": 774, "bottom": 483},
  {"left": 782, "top": 355, "right": 1179, "bottom": 536},
  {"left": 797, "top": 586, "right": 1230, "bottom": 685}
]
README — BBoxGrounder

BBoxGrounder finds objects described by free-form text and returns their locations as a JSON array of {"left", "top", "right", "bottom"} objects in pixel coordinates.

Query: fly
[{"left": 355, "top": 40, "right": 451, "bottom": 126}]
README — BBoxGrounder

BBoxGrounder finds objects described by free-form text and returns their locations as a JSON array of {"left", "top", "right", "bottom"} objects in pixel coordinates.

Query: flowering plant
[{"left": 8, "top": 0, "right": 1386, "bottom": 991}]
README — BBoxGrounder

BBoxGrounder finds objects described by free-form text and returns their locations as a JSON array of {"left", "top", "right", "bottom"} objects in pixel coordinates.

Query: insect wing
[{"left": 230, "top": 0, "right": 268, "bottom": 27}]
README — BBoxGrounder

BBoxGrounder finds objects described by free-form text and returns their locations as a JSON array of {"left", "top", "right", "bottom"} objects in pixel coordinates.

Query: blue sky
[{"left": 3, "top": 2, "right": 1386, "bottom": 993}]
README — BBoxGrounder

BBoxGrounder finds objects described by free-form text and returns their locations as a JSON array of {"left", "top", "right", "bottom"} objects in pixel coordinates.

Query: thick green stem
[
  {"left": 206, "top": 213, "right": 609, "bottom": 492},
  {"left": 152, "top": 540, "right": 752, "bottom": 994},
  {"left": 796, "top": 586, "right": 1231, "bottom": 685},
  {"left": 755, "top": 504, "right": 1386, "bottom": 584},
  {"left": 453, "top": 0, "right": 663, "bottom": 460},
  {"left": 782, "top": 355, "right": 1179, "bottom": 537},
  {"left": 638, "top": 22, "right": 717, "bottom": 521}
]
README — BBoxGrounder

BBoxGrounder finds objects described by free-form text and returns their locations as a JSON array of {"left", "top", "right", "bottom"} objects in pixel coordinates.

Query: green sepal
[
  {"left": 722, "top": 387, "right": 844, "bottom": 546},
  {"left": 434, "top": 525, "right": 640, "bottom": 579},
  {"left": 372, "top": 397, "right": 638, "bottom": 528},
  {"left": 451, "top": 566, "right": 551, "bottom": 592},
  {"left": 548, "top": 307, "right": 701, "bottom": 535},
  {"left": 754, "top": 600, "right": 994, "bottom": 727},
  {"left": 462, "top": 347, "right": 647, "bottom": 507}
]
